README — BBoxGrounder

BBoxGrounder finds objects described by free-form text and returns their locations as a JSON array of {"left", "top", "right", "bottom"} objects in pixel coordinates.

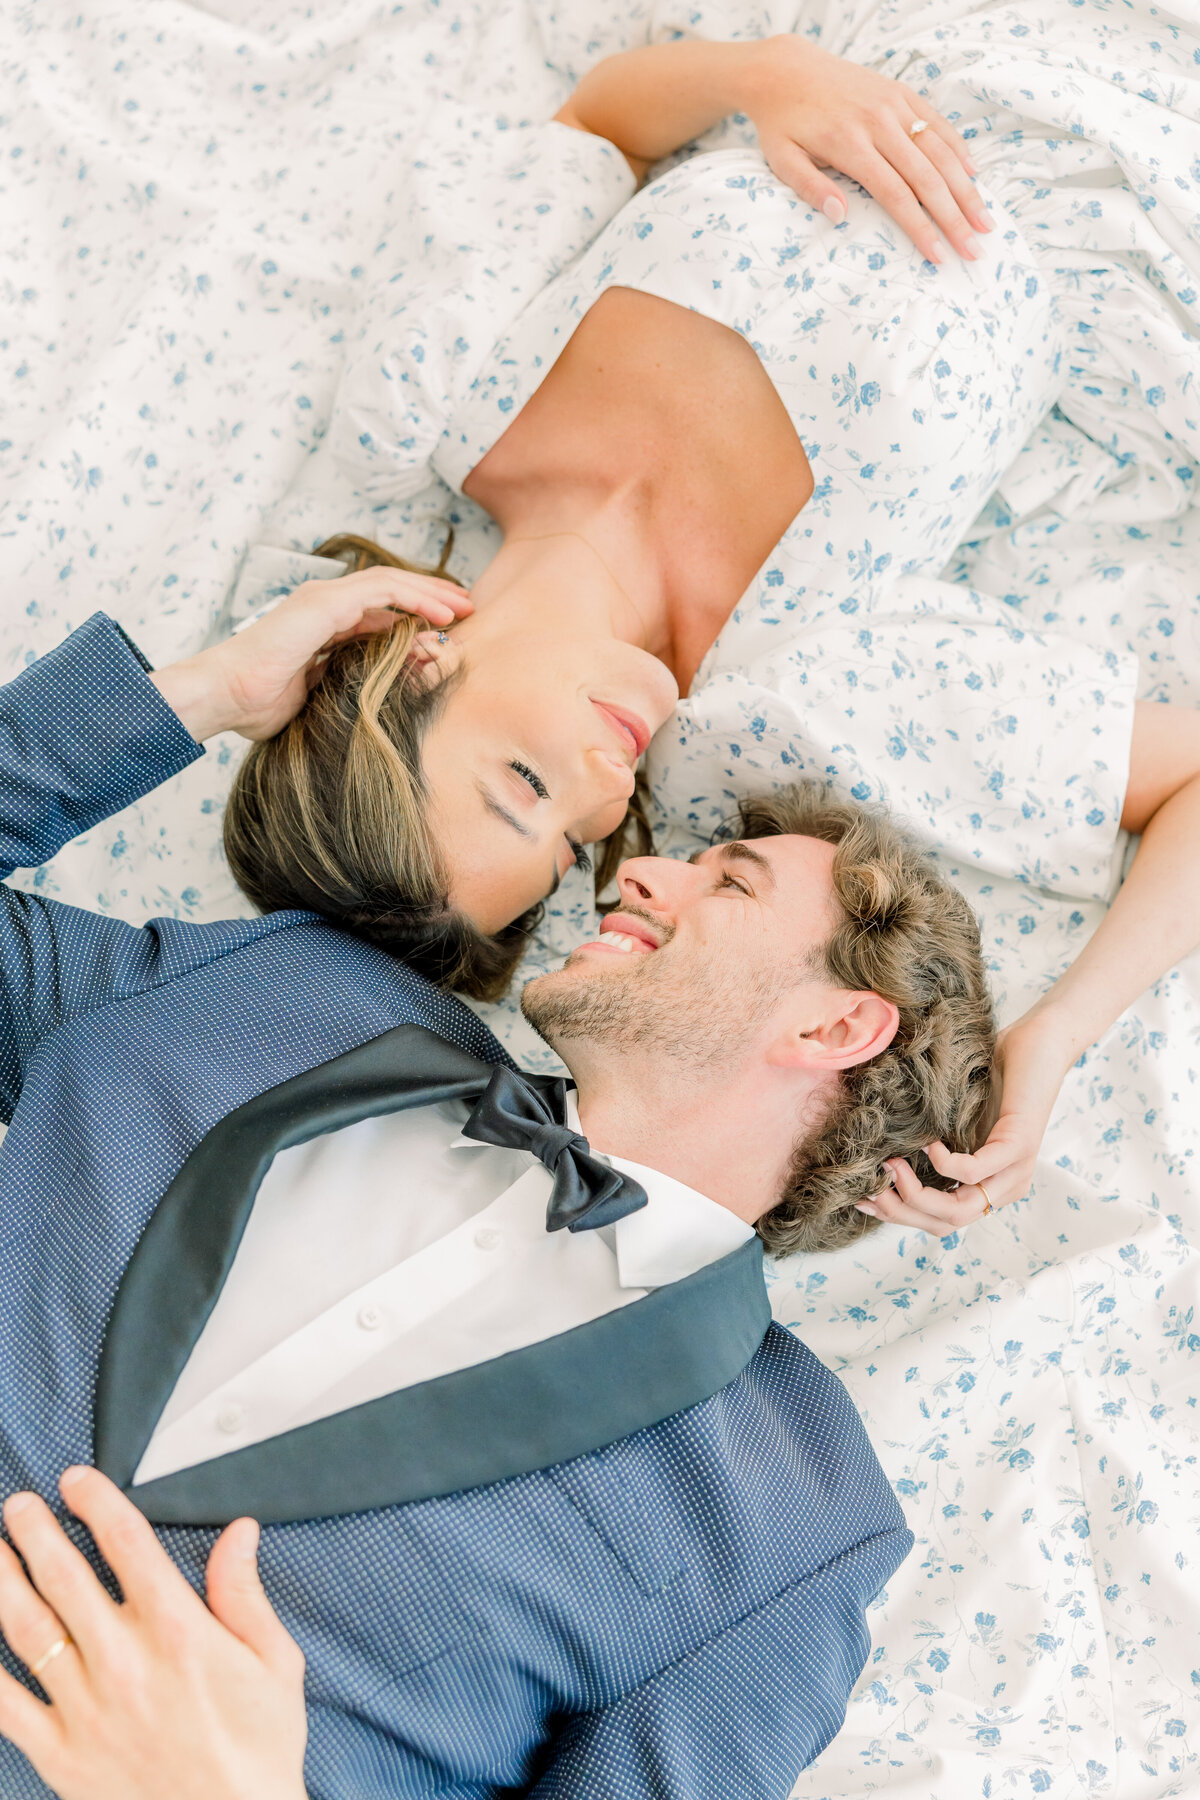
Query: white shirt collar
[{"left": 449, "top": 1088, "right": 754, "bottom": 1291}]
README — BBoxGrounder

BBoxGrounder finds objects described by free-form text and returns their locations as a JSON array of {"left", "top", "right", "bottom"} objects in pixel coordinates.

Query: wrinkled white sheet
[{"left": 0, "top": 1, "right": 1198, "bottom": 1795}]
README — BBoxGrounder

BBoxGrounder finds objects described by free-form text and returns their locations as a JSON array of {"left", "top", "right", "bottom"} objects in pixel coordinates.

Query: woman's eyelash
[
  {"left": 508, "top": 760, "right": 592, "bottom": 879},
  {"left": 508, "top": 759, "right": 550, "bottom": 800}
]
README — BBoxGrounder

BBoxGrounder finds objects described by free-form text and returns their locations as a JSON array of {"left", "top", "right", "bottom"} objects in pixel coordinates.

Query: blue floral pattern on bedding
[{"left": 1, "top": 0, "right": 1198, "bottom": 1794}]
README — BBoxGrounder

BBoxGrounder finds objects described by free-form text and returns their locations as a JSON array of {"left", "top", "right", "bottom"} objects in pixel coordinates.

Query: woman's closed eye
[
  {"left": 509, "top": 759, "right": 550, "bottom": 801},
  {"left": 508, "top": 761, "right": 593, "bottom": 883}
]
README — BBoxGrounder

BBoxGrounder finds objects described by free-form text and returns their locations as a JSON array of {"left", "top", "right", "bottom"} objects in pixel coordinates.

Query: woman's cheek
[{"left": 591, "top": 794, "right": 634, "bottom": 841}]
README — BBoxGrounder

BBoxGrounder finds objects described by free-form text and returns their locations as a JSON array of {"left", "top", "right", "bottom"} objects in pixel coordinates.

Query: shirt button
[
  {"left": 473, "top": 1226, "right": 503, "bottom": 1252},
  {"left": 356, "top": 1302, "right": 383, "bottom": 1332},
  {"left": 216, "top": 1403, "right": 246, "bottom": 1437}
]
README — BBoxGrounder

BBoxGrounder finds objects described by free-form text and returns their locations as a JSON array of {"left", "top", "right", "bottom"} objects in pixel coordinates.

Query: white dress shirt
[{"left": 133, "top": 1091, "right": 753, "bottom": 1486}]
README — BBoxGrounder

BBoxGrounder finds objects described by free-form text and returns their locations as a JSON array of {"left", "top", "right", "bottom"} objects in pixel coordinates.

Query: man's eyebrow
[{"left": 689, "top": 841, "right": 776, "bottom": 890}]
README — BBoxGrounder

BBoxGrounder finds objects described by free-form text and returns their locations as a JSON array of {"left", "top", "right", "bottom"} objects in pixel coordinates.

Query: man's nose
[{"left": 615, "top": 855, "right": 697, "bottom": 913}]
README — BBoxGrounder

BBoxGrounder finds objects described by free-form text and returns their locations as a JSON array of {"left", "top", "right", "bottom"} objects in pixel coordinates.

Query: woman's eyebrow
[
  {"left": 476, "top": 780, "right": 562, "bottom": 898},
  {"left": 476, "top": 781, "right": 535, "bottom": 841}
]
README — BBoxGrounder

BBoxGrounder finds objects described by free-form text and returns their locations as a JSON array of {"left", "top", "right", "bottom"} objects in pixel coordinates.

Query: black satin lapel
[
  {"left": 127, "top": 1238, "right": 771, "bottom": 1527},
  {"left": 94, "top": 1024, "right": 514, "bottom": 1491}
]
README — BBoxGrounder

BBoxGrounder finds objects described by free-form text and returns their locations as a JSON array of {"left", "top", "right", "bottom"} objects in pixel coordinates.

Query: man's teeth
[{"left": 601, "top": 932, "right": 652, "bottom": 954}]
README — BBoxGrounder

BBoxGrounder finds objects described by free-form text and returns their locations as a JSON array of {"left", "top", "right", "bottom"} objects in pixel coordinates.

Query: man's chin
[
  {"left": 520, "top": 947, "right": 646, "bottom": 1044},
  {"left": 521, "top": 950, "right": 631, "bottom": 1004}
]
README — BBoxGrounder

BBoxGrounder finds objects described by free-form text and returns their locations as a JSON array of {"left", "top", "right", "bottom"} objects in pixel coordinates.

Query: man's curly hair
[{"left": 734, "top": 784, "right": 996, "bottom": 1256}]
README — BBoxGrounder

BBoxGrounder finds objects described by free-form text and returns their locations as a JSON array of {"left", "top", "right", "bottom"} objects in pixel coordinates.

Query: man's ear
[{"left": 766, "top": 990, "right": 899, "bottom": 1073}]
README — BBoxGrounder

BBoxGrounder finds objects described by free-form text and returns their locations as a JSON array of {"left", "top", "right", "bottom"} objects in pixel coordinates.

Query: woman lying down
[
  {"left": 249, "top": 32, "right": 1195, "bottom": 1235},
  {"left": 0, "top": 26, "right": 1198, "bottom": 1800}
]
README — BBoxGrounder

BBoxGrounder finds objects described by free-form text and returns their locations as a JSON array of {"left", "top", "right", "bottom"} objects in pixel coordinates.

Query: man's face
[{"left": 521, "top": 836, "right": 844, "bottom": 1065}]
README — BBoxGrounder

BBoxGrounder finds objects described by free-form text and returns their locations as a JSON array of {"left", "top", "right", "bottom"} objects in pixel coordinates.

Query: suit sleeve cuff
[
  {"left": 0, "top": 614, "right": 205, "bottom": 864},
  {"left": 109, "top": 616, "right": 156, "bottom": 675}
]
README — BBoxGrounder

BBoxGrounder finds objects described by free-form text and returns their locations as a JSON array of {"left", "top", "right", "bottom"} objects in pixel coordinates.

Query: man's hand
[
  {"left": 744, "top": 36, "right": 991, "bottom": 266},
  {"left": 152, "top": 564, "right": 473, "bottom": 743},
  {"left": 0, "top": 1468, "right": 308, "bottom": 1800},
  {"left": 855, "top": 1014, "right": 1072, "bottom": 1236}
]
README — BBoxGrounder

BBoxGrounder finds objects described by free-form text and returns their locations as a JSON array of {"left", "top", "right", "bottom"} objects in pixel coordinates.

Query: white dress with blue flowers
[
  {"left": 4, "top": 0, "right": 1200, "bottom": 1788},
  {"left": 333, "top": 132, "right": 1138, "bottom": 901}
]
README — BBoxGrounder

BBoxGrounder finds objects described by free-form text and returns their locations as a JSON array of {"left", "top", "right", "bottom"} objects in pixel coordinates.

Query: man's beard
[{"left": 521, "top": 910, "right": 787, "bottom": 1072}]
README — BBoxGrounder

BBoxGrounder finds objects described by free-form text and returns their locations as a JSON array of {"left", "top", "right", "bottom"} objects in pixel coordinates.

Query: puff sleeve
[{"left": 328, "top": 113, "right": 638, "bottom": 500}]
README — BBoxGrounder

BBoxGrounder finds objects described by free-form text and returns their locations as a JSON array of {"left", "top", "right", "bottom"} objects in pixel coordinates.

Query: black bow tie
[{"left": 462, "top": 1066, "right": 648, "bottom": 1234}]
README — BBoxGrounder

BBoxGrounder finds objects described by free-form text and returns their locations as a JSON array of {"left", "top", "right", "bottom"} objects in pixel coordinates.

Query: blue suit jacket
[{"left": 0, "top": 617, "right": 912, "bottom": 1799}]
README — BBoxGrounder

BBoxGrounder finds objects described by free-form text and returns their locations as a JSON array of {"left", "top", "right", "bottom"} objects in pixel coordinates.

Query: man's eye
[{"left": 719, "top": 872, "right": 751, "bottom": 896}]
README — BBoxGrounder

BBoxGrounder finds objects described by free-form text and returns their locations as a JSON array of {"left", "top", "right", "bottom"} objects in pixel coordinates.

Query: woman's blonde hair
[
  {"left": 224, "top": 532, "right": 649, "bottom": 1000},
  {"left": 734, "top": 785, "right": 997, "bottom": 1257}
]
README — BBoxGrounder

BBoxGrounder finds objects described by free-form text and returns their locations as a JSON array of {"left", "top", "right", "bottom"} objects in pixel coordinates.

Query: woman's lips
[{"left": 590, "top": 699, "right": 651, "bottom": 760}]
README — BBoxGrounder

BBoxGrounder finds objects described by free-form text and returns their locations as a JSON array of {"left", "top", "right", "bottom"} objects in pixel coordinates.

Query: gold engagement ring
[{"left": 29, "top": 1634, "right": 71, "bottom": 1678}]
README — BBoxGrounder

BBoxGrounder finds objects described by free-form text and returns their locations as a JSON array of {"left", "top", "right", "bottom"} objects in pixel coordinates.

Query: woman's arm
[
  {"left": 554, "top": 35, "right": 991, "bottom": 266},
  {"left": 859, "top": 701, "right": 1200, "bottom": 1235},
  {"left": 1048, "top": 701, "right": 1200, "bottom": 1043},
  {"left": 555, "top": 39, "right": 767, "bottom": 182},
  {"left": 0, "top": 1469, "right": 306, "bottom": 1800}
]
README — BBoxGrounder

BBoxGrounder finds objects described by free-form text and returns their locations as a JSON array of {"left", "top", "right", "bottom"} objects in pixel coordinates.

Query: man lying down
[{"left": 0, "top": 598, "right": 1009, "bottom": 1798}]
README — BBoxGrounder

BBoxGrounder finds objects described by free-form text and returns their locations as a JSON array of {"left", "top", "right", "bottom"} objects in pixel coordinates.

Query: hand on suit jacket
[
  {"left": 151, "top": 564, "right": 474, "bottom": 742},
  {"left": 0, "top": 1469, "right": 307, "bottom": 1800}
]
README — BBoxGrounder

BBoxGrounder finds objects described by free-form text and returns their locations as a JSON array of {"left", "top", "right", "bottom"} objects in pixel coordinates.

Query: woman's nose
[{"left": 585, "top": 745, "right": 637, "bottom": 803}]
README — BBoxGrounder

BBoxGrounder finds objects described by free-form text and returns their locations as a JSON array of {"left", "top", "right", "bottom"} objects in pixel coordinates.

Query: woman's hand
[
  {"left": 744, "top": 36, "right": 992, "bottom": 266},
  {"left": 152, "top": 565, "right": 473, "bottom": 743},
  {"left": 856, "top": 1010, "right": 1076, "bottom": 1237},
  {"left": 0, "top": 1467, "right": 308, "bottom": 1800},
  {"left": 557, "top": 36, "right": 989, "bottom": 264}
]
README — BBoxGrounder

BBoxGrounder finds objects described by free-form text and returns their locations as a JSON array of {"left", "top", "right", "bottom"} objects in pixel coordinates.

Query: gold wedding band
[
  {"left": 909, "top": 119, "right": 929, "bottom": 137},
  {"left": 978, "top": 1181, "right": 993, "bottom": 1216},
  {"left": 29, "top": 1634, "right": 71, "bottom": 1678}
]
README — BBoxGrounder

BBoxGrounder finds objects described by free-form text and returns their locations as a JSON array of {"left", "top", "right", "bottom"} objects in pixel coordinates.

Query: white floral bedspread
[{"left": 0, "top": 1, "right": 1197, "bottom": 1796}]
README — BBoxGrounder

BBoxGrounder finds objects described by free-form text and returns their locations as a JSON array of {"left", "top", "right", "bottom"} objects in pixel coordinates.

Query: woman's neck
[
  {"left": 463, "top": 490, "right": 678, "bottom": 667},
  {"left": 458, "top": 285, "right": 815, "bottom": 692}
]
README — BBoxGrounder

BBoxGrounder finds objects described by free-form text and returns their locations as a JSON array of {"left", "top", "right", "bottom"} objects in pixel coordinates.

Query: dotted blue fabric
[{"left": 0, "top": 619, "right": 911, "bottom": 1798}]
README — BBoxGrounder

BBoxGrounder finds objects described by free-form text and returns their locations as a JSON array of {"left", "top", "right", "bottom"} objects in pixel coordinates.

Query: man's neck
[{"left": 568, "top": 1055, "right": 827, "bottom": 1228}]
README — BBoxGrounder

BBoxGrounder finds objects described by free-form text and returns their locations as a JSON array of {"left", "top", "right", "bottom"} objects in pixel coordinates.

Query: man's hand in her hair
[{"left": 152, "top": 565, "right": 473, "bottom": 743}]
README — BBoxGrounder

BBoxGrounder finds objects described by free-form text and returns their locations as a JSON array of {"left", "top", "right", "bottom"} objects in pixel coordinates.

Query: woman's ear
[
  {"left": 767, "top": 990, "right": 899, "bottom": 1073},
  {"left": 408, "top": 630, "right": 461, "bottom": 678}
]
